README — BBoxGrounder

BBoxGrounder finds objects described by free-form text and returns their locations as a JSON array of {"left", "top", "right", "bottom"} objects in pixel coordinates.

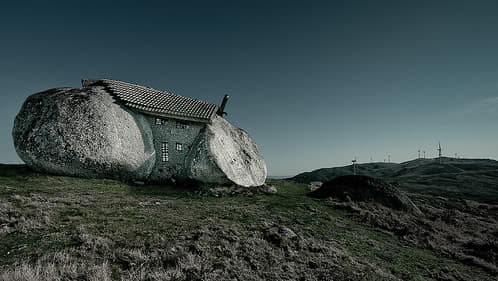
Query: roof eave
[{"left": 132, "top": 108, "right": 215, "bottom": 124}]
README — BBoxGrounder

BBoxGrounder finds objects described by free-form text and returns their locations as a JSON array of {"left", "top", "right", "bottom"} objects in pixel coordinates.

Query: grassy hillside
[
  {"left": 291, "top": 162, "right": 398, "bottom": 183},
  {"left": 0, "top": 164, "right": 496, "bottom": 280},
  {"left": 292, "top": 158, "right": 498, "bottom": 202}
]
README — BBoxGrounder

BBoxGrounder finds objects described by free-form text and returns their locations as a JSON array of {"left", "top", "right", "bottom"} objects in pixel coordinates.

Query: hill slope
[
  {"left": 292, "top": 158, "right": 498, "bottom": 202},
  {"left": 0, "top": 164, "right": 496, "bottom": 280}
]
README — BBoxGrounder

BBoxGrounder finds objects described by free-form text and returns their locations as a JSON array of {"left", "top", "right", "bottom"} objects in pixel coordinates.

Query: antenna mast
[
  {"left": 438, "top": 142, "right": 442, "bottom": 164},
  {"left": 352, "top": 157, "right": 357, "bottom": 175}
]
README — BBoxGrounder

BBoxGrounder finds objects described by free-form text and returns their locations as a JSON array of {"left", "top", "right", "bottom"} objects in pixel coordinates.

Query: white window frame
[
  {"left": 176, "top": 143, "right": 183, "bottom": 151},
  {"left": 161, "top": 142, "right": 169, "bottom": 162}
]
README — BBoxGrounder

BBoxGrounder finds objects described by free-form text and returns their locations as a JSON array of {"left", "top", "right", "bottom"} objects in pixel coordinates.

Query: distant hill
[
  {"left": 391, "top": 157, "right": 498, "bottom": 177},
  {"left": 292, "top": 158, "right": 498, "bottom": 182},
  {"left": 292, "top": 158, "right": 498, "bottom": 202},
  {"left": 291, "top": 162, "right": 398, "bottom": 183}
]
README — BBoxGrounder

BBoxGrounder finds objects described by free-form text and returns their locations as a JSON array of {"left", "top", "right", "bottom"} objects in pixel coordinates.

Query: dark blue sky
[{"left": 1, "top": 0, "right": 498, "bottom": 176}]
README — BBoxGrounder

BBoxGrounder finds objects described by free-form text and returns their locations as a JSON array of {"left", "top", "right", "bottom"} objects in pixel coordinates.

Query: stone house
[
  {"left": 81, "top": 79, "right": 230, "bottom": 182},
  {"left": 14, "top": 78, "right": 266, "bottom": 187}
]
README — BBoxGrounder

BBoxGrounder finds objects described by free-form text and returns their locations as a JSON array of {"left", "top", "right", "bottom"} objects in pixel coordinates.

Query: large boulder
[
  {"left": 12, "top": 86, "right": 156, "bottom": 180},
  {"left": 309, "top": 175, "right": 421, "bottom": 214},
  {"left": 186, "top": 115, "right": 267, "bottom": 187}
]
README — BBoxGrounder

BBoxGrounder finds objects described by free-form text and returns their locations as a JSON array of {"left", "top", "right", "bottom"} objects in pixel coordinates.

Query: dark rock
[
  {"left": 263, "top": 224, "right": 298, "bottom": 246},
  {"left": 309, "top": 175, "right": 422, "bottom": 215}
]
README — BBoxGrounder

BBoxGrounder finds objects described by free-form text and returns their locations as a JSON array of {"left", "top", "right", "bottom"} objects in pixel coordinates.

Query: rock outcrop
[
  {"left": 12, "top": 84, "right": 267, "bottom": 187},
  {"left": 186, "top": 115, "right": 267, "bottom": 187},
  {"left": 13, "top": 86, "right": 156, "bottom": 180},
  {"left": 309, "top": 175, "right": 421, "bottom": 214}
]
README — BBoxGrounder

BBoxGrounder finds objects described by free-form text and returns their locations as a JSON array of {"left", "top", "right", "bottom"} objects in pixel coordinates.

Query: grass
[{"left": 0, "top": 165, "right": 494, "bottom": 280}]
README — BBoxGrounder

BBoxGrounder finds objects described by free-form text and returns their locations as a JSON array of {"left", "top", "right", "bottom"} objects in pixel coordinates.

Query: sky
[{"left": 1, "top": 0, "right": 498, "bottom": 176}]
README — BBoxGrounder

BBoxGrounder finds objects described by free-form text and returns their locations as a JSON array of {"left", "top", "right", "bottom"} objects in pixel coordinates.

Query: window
[
  {"left": 176, "top": 122, "right": 188, "bottom": 129},
  {"left": 155, "top": 118, "right": 162, "bottom": 125},
  {"left": 161, "top": 142, "right": 169, "bottom": 162},
  {"left": 176, "top": 143, "right": 183, "bottom": 151}
]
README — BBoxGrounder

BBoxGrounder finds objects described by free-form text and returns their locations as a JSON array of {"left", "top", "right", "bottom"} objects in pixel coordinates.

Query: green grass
[{"left": 0, "top": 166, "right": 494, "bottom": 280}]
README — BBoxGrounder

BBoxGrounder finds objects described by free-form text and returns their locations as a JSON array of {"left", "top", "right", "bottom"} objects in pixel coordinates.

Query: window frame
[
  {"left": 176, "top": 142, "right": 183, "bottom": 152},
  {"left": 176, "top": 122, "right": 188, "bottom": 129},
  {"left": 161, "top": 142, "right": 169, "bottom": 162}
]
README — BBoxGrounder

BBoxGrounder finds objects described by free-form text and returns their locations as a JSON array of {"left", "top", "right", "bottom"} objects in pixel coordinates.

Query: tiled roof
[{"left": 87, "top": 79, "right": 218, "bottom": 123}]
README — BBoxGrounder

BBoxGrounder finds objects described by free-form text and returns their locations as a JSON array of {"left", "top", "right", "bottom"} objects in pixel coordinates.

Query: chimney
[
  {"left": 216, "top": 94, "right": 229, "bottom": 117},
  {"left": 81, "top": 79, "right": 97, "bottom": 88}
]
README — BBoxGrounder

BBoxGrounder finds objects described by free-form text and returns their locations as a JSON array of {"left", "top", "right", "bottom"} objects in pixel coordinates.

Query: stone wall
[{"left": 146, "top": 116, "right": 204, "bottom": 182}]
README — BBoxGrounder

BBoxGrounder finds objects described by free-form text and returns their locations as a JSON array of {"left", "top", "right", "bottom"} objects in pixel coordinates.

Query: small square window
[
  {"left": 176, "top": 143, "right": 183, "bottom": 151},
  {"left": 155, "top": 118, "right": 162, "bottom": 125},
  {"left": 176, "top": 122, "right": 188, "bottom": 129}
]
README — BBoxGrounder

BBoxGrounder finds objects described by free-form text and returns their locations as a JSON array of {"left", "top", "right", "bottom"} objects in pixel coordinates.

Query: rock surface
[
  {"left": 13, "top": 87, "right": 156, "bottom": 180},
  {"left": 309, "top": 175, "right": 421, "bottom": 214},
  {"left": 186, "top": 116, "right": 267, "bottom": 187}
]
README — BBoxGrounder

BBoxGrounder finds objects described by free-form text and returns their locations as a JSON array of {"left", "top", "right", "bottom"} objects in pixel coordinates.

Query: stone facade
[{"left": 146, "top": 116, "right": 204, "bottom": 182}]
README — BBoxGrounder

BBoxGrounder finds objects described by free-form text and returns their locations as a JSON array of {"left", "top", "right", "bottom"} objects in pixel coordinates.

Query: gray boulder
[
  {"left": 12, "top": 86, "right": 156, "bottom": 180},
  {"left": 186, "top": 116, "right": 267, "bottom": 187}
]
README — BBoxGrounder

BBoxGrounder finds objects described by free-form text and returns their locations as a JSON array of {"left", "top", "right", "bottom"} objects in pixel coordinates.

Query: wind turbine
[{"left": 418, "top": 150, "right": 421, "bottom": 159}]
